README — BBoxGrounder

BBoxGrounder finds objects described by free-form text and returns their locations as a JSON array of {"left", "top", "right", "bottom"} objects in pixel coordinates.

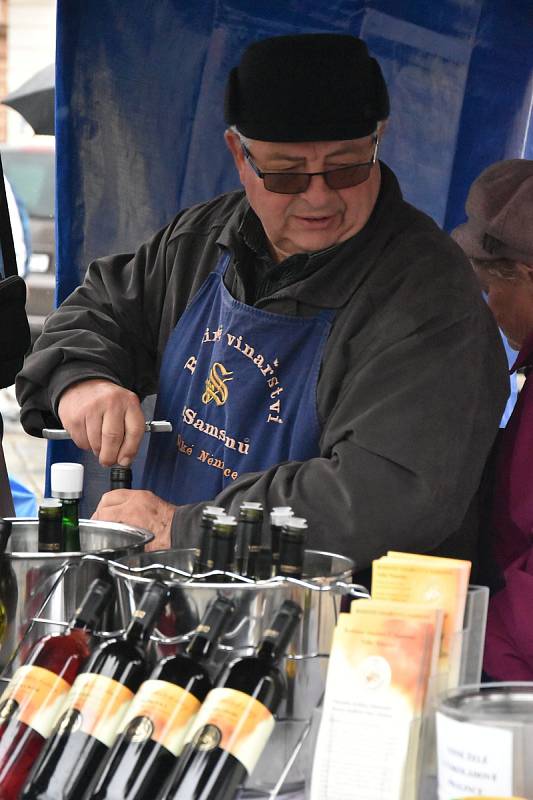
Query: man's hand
[
  {"left": 58, "top": 379, "right": 146, "bottom": 467},
  {"left": 92, "top": 489, "right": 176, "bottom": 551}
]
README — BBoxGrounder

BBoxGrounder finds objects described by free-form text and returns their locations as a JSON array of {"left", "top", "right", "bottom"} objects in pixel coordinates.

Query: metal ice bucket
[
  {"left": 436, "top": 682, "right": 533, "bottom": 799},
  {"left": 0, "top": 518, "right": 153, "bottom": 675},
  {"left": 109, "top": 547, "right": 366, "bottom": 797}
]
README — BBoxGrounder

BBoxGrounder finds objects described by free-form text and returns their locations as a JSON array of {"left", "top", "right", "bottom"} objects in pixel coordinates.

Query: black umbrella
[{"left": 2, "top": 63, "right": 55, "bottom": 135}]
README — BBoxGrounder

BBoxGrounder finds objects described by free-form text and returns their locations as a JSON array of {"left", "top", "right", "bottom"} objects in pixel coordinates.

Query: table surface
[{"left": 236, "top": 775, "right": 438, "bottom": 799}]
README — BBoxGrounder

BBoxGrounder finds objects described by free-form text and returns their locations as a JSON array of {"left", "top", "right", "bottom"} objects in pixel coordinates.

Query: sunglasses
[{"left": 240, "top": 136, "right": 379, "bottom": 195}]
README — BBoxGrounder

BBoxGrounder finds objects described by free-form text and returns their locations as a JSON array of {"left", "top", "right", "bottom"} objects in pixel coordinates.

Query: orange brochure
[
  {"left": 351, "top": 598, "right": 444, "bottom": 691},
  {"left": 309, "top": 601, "right": 440, "bottom": 800},
  {"left": 386, "top": 550, "right": 471, "bottom": 571},
  {"left": 386, "top": 551, "right": 471, "bottom": 595},
  {"left": 371, "top": 553, "right": 471, "bottom": 688}
]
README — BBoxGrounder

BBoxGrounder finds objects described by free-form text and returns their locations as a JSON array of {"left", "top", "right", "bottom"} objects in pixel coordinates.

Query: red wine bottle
[
  {"left": 21, "top": 580, "right": 168, "bottom": 800},
  {"left": 87, "top": 594, "right": 236, "bottom": 800},
  {"left": 158, "top": 600, "right": 303, "bottom": 800},
  {"left": 0, "top": 578, "right": 112, "bottom": 800}
]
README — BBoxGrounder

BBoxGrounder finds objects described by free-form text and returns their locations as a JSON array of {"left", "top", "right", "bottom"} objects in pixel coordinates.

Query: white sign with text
[{"left": 436, "top": 712, "right": 514, "bottom": 799}]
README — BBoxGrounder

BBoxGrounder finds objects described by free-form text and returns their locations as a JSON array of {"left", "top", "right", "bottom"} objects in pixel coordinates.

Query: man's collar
[{"left": 239, "top": 207, "right": 271, "bottom": 261}]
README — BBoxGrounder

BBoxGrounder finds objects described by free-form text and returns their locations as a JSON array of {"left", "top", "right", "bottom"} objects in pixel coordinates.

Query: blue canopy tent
[{"left": 49, "top": 0, "right": 533, "bottom": 516}]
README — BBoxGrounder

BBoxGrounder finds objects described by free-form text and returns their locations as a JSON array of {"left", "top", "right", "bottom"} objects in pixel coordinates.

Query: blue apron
[{"left": 143, "top": 252, "right": 335, "bottom": 504}]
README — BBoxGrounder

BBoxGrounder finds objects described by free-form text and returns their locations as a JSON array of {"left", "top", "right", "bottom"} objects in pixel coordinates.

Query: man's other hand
[
  {"left": 92, "top": 489, "right": 175, "bottom": 551},
  {"left": 57, "top": 379, "right": 146, "bottom": 467}
]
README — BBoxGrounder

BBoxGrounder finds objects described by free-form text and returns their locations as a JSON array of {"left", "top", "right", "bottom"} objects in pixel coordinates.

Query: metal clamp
[{"left": 331, "top": 580, "right": 370, "bottom": 599}]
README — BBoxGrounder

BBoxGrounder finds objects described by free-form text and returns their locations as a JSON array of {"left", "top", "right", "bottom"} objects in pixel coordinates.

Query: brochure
[{"left": 309, "top": 599, "right": 440, "bottom": 800}]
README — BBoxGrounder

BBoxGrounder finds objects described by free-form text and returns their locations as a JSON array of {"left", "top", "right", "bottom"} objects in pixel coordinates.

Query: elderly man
[
  {"left": 16, "top": 34, "right": 507, "bottom": 577},
  {"left": 453, "top": 158, "right": 533, "bottom": 679}
]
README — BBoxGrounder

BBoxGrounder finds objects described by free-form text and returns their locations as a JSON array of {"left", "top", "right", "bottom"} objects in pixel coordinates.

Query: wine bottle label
[
  {"left": 185, "top": 687, "right": 275, "bottom": 775},
  {"left": 279, "top": 563, "right": 300, "bottom": 574},
  {"left": 58, "top": 672, "right": 134, "bottom": 747},
  {"left": 0, "top": 665, "right": 71, "bottom": 739},
  {"left": 117, "top": 679, "right": 201, "bottom": 756}
]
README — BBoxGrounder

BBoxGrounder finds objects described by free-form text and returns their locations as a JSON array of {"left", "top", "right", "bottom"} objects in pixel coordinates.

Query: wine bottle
[
  {"left": 37, "top": 499, "right": 63, "bottom": 552},
  {"left": 0, "top": 579, "right": 112, "bottom": 800},
  {"left": 86, "top": 594, "right": 236, "bottom": 800},
  {"left": 0, "top": 519, "right": 17, "bottom": 670},
  {"left": 235, "top": 502, "right": 263, "bottom": 578},
  {"left": 253, "top": 544, "right": 272, "bottom": 581},
  {"left": 0, "top": 520, "right": 12, "bottom": 551},
  {"left": 159, "top": 600, "right": 303, "bottom": 800},
  {"left": 206, "top": 516, "right": 237, "bottom": 582},
  {"left": 277, "top": 517, "right": 308, "bottom": 579},
  {"left": 21, "top": 580, "right": 169, "bottom": 800},
  {"left": 110, "top": 466, "right": 133, "bottom": 491},
  {"left": 277, "top": 517, "right": 307, "bottom": 717},
  {"left": 269, "top": 507, "right": 293, "bottom": 577},
  {"left": 156, "top": 586, "right": 198, "bottom": 658},
  {"left": 193, "top": 506, "right": 225, "bottom": 575},
  {"left": 51, "top": 462, "right": 84, "bottom": 551}
]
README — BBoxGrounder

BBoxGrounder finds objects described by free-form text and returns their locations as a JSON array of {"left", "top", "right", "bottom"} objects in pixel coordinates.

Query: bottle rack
[{"left": 0, "top": 550, "right": 369, "bottom": 799}]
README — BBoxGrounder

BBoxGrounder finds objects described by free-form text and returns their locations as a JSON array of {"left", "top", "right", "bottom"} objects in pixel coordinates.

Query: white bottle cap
[
  {"left": 51, "top": 462, "right": 84, "bottom": 499},
  {"left": 283, "top": 516, "right": 308, "bottom": 530},
  {"left": 271, "top": 507, "right": 294, "bottom": 524},
  {"left": 203, "top": 505, "right": 226, "bottom": 516},
  {"left": 40, "top": 498, "right": 62, "bottom": 508},
  {"left": 214, "top": 514, "right": 237, "bottom": 526}
]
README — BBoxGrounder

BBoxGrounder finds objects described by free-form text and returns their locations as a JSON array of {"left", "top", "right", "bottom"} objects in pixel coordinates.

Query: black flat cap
[{"left": 224, "top": 33, "right": 389, "bottom": 142}]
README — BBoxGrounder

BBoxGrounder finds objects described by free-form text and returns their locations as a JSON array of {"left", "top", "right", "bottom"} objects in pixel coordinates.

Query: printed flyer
[{"left": 309, "top": 600, "right": 439, "bottom": 800}]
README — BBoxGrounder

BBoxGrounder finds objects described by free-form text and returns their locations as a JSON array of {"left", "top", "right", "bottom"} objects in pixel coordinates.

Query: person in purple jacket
[{"left": 452, "top": 157, "right": 533, "bottom": 680}]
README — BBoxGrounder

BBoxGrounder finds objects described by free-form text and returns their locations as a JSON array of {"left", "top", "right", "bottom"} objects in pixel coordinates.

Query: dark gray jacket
[{"left": 16, "top": 164, "right": 509, "bottom": 577}]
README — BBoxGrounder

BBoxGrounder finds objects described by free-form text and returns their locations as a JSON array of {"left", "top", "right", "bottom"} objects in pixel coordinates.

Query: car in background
[{"left": 1, "top": 139, "right": 55, "bottom": 341}]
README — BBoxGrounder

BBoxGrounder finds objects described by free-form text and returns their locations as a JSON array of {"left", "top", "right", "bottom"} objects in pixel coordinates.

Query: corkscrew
[{"left": 42, "top": 420, "right": 173, "bottom": 439}]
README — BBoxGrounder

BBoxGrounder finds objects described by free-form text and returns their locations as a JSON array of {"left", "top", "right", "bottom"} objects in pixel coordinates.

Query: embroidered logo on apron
[{"left": 202, "top": 362, "right": 233, "bottom": 406}]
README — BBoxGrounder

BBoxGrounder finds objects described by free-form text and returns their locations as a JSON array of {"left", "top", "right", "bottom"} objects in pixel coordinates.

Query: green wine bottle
[
  {"left": 269, "top": 507, "right": 293, "bottom": 577},
  {"left": 277, "top": 517, "right": 308, "bottom": 579},
  {"left": 235, "top": 502, "right": 263, "bottom": 578},
  {"left": 38, "top": 499, "right": 63, "bottom": 552},
  {"left": 51, "top": 463, "right": 84, "bottom": 551},
  {"left": 194, "top": 506, "right": 225, "bottom": 575},
  {"left": 110, "top": 466, "right": 132, "bottom": 491},
  {"left": 206, "top": 516, "right": 237, "bottom": 582}
]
